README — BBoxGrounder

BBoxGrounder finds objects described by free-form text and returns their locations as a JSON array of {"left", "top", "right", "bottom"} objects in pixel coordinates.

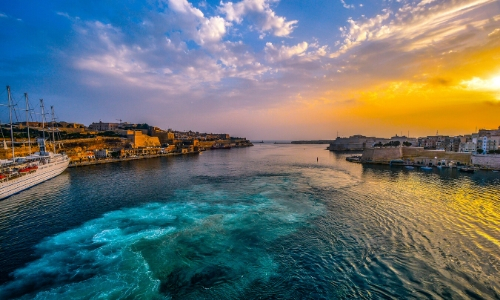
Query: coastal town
[
  {"left": 2, "top": 116, "right": 500, "bottom": 171},
  {"left": 329, "top": 127, "right": 500, "bottom": 170},
  {"left": 0, "top": 120, "right": 253, "bottom": 167}
]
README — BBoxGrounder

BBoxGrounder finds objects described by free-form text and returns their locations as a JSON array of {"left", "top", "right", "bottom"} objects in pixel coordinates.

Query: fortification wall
[
  {"left": 361, "top": 147, "right": 402, "bottom": 162},
  {"left": 402, "top": 147, "right": 471, "bottom": 164},
  {"left": 361, "top": 147, "right": 472, "bottom": 164},
  {"left": 472, "top": 154, "right": 500, "bottom": 169},
  {"left": 199, "top": 141, "right": 215, "bottom": 148}
]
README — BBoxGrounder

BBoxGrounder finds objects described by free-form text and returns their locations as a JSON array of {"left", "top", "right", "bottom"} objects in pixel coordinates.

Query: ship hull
[{"left": 0, "top": 157, "right": 70, "bottom": 200}]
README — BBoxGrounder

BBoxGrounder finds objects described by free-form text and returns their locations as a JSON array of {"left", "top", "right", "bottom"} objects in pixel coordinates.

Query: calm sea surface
[{"left": 0, "top": 144, "right": 499, "bottom": 299}]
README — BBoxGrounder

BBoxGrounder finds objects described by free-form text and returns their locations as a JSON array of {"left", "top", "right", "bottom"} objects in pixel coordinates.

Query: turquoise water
[{"left": 1, "top": 144, "right": 499, "bottom": 299}]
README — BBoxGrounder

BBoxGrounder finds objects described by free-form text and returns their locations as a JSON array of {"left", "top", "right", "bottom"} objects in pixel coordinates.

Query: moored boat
[
  {"left": 0, "top": 86, "right": 70, "bottom": 200},
  {"left": 459, "top": 167, "right": 475, "bottom": 174}
]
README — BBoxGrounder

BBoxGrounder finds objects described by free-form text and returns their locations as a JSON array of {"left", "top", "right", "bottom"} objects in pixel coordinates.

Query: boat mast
[
  {"left": 51, "top": 106, "right": 56, "bottom": 153},
  {"left": 6, "top": 86, "right": 15, "bottom": 160},
  {"left": 38, "top": 99, "right": 49, "bottom": 155},
  {"left": 24, "top": 93, "right": 32, "bottom": 155},
  {"left": 40, "top": 99, "right": 46, "bottom": 139}
]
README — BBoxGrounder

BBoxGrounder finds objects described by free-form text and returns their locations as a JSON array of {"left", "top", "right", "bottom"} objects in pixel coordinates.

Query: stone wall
[
  {"left": 402, "top": 147, "right": 471, "bottom": 164},
  {"left": 472, "top": 154, "right": 500, "bottom": 169},
  {"left": 361, "top": 147, "right": 472, "bottom": 164},
  {"left": 128, "top": 131, "right": 160, "bottom": 148},
  {"left": 361, "top": 147, "right": 402, "bottom": 162}
]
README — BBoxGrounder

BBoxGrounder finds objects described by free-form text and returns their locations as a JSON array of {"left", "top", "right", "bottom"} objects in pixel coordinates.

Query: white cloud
[
  {"left": 265, "top": 41, "right": 308, "bottom": 62},
  {"left": 488, "top": 28, "right": 500, "bottom": 37},
  {"left": 168, "top": 0, "right": 204, "bottom": 18},
  {"left": 331, "top": 0, "right": 498, "bottom": 57},
  {"left": 220, "top": 0, "right": 298, "bottom": 36},
  {"left": 340, "top": 0, "right": 355, "bottom": 9},
  {"left": 167, "top": 0, "right": 228, "bottom": 45},
  {"left": 198, "top": 16, "right": 227, "bottom": 44}
]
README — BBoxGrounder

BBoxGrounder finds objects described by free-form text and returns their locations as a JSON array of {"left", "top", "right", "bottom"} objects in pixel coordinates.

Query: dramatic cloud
[
  {"left": 1, "top": 0, "right": 499, "bottom": 139},
  {"left": 332, "top": 0, "right": 498, "bottom": 57}
]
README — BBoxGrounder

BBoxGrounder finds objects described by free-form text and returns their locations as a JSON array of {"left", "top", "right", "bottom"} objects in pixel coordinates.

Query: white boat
[
  {"left": 420, "top": 166, "right": 433, "bottom": 171},
  {"left": 0, "top": 86, "right": 70, "bottom": 199}
]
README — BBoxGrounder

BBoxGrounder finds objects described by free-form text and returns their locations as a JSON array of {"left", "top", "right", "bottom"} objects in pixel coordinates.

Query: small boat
[
  {"left": 420, "top": 166, "right": 433, "bottom": 171},
  {"left": 404, "top": 165, "right": 414, "bottom": 170},
  {"left": 459, "top": 167, "right": 475, "bottom": 173},
  {"left": 346, "top": 156, "right": 361, "bottom": 162},
  {"left": 389, "top": 159, "right": 405, "bottom": 165}
]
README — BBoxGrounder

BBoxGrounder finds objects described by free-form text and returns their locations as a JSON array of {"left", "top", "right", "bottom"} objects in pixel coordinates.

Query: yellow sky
[{"left": 278, "top": 4, "right": 500, "bottom": 138}]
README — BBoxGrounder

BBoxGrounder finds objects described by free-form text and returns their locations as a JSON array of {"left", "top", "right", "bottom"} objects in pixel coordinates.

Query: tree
[
  {"left": 476, "top": 149, "right": 484, "bottom": 154},
  {"left": 403, "top": 141, "right": 412, "bottom": 147}
]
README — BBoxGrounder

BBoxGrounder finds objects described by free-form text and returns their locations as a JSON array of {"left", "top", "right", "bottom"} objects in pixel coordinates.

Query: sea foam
[{"left": 0, "top": 175, "right": 324, "bottom": 299}]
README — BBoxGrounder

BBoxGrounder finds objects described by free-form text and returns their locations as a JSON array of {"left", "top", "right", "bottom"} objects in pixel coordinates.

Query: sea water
[{"left": 0, "top": 144, "right": 499, "bottom": 299}]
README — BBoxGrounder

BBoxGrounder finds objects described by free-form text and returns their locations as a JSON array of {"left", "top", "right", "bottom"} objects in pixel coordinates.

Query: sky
[{"left": 0, "top": 0, "right": 499, "bottom": 140}]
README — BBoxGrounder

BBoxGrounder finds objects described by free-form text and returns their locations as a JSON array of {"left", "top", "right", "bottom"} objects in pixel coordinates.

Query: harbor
[{"left": 2, "top": 144, "right": 500, "bottom": 299}]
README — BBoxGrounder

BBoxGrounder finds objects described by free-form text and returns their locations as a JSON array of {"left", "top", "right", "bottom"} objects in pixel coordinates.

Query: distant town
[
  {"left": 0, "top": 121, "right": 253, "bottom": 166},
  {"left": 2, "top": 119, "right": 500, "bottom": 170},
  {"left": 326, "top": 127, "right": 500, "bottom": 170}
]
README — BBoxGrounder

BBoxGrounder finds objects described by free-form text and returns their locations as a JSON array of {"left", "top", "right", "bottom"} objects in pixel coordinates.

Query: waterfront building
[
  {"left": 89, "top": 121, "right": 120, "bottom": 131},
  {"left": 149, "top": 127, "right": 174, "bottom": 145},
  {"left": 459, "top": 141, "right": 476, "bottom": 153},
  {"left": 417, "top": 135, "right": 451, "bottom": 150},
  {"left": 477, "top": 136, "right": 496, "bottom": 153},
  {"left": 94, "top": 149, "right": 109, "bottom": 159},
  {"left": 127, "top": 131, "right": 160, "bottom": 148}
]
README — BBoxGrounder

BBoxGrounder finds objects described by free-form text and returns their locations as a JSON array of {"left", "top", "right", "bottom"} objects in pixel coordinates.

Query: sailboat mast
[
  {"left": 6, "top": 86, "right": 15, "bottom": 160},
  {"left": 24, "top": 93, "right": 32, "bottom": 155},
  {"left": 51, "top": 106, "right": 56, "bottom": 153},
  {"left": 40, "top": 99, "right": 46, "bottom": 141}
]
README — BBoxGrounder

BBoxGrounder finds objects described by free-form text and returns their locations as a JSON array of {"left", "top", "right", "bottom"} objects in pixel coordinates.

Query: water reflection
[{"left": 0, "top": 145, "right": 499, "bottom": 298}]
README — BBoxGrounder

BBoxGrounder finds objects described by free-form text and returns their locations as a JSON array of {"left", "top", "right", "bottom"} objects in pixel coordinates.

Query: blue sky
[{"left": 1, "top": 0, "right": 499, "bottom": 139}]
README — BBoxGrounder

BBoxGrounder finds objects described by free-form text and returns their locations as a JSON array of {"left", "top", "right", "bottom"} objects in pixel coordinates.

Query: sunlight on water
[{"left": 1, "top": 145, "right": 500, "bottom": 299}]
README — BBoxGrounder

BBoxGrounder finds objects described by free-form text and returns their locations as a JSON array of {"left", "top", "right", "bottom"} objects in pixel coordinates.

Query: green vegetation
[{"left": 383, "top": 141, "right": 400, "bottom": 147}]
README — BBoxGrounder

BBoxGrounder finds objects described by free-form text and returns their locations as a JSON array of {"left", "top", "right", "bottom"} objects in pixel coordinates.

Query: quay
[
  {"left": 68, "top": 152, "right": 200, "bottom": 168},
  {"left": 344, "top": 147, "right": 500, "bottom": 171}
]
